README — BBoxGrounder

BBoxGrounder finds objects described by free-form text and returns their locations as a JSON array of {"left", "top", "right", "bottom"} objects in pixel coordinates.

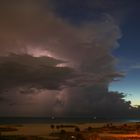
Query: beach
[{"left": 0, "top": 121, "right": 140, "bottom": 139}]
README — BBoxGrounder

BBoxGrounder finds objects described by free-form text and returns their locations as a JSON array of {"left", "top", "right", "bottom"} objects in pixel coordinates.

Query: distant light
[
  {"left": 56, "top": 63, "right": 68, "bottom": 67},
  {"left": 25, "top": 47, "right": 56, "bottom": 58},
  {"left": 29, "top": 48, "right": 54, "bottom": 58},
  {"left": 93, "top": 116, "right": 97, "bottom": 119},
  {"left": 51, "top": 116, "right": 55, "bottom": 120},
  {"left": 71, "top": 136, "right": 76, "bottom": 139}
]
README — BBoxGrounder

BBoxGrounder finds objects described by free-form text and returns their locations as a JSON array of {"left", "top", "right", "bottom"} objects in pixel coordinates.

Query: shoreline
[
  {"left": 1, "top": 122, "right": 140, "bottom": 136},
  {"left": 0, "top": 122, "right": 140, "bottom": 140}
]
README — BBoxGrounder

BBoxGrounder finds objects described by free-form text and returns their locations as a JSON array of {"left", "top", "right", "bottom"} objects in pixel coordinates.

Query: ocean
[{"left": 0, "top": 117, "right": 140, "bottom": 125}]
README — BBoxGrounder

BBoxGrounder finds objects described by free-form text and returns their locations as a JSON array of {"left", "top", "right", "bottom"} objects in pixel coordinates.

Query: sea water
[{"left": 0, "top": 117, "right": 140, "bottom": 124}]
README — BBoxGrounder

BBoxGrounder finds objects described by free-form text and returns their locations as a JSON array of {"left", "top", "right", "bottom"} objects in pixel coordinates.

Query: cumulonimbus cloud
[{"left": 0, "top": 0, "right": 139, "bottom": 117}]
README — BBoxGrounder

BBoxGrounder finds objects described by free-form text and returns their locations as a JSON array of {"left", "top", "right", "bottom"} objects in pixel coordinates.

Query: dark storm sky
[
  {"left": 0, "top": 0, "right": 139, "bottom": 117},
  {"left": 48, "top": 0, "right": 140, "bottom": 105}
]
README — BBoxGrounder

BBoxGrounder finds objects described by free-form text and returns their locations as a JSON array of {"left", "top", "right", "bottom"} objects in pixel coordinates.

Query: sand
[
  {"left": 0, "top": 123, "right": 105, "bottom": 136},
  {"left": 0, "top": 122, "right": 140, "bottom": 139}
]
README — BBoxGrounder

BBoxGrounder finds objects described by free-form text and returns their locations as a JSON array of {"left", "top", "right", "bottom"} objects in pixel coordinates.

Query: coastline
[
  {"left": 0, "top": 119, "right": 140, "bottom": 140},
  {"left": 1, "top": 121, "right": 140, "bottom": 136}
]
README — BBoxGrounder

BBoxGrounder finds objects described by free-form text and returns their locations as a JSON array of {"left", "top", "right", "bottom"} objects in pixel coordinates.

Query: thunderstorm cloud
[{"left": 0, "top": 0, "right": 139, "bottom": 117}]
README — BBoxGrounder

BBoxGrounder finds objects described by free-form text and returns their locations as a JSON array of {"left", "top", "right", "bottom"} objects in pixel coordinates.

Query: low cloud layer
[
  {"left": 0, "top": 54, "right": 74, "bottom": 92},
  {"left": 0, "top": 0, "right": 139, "bottom": 117}
]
